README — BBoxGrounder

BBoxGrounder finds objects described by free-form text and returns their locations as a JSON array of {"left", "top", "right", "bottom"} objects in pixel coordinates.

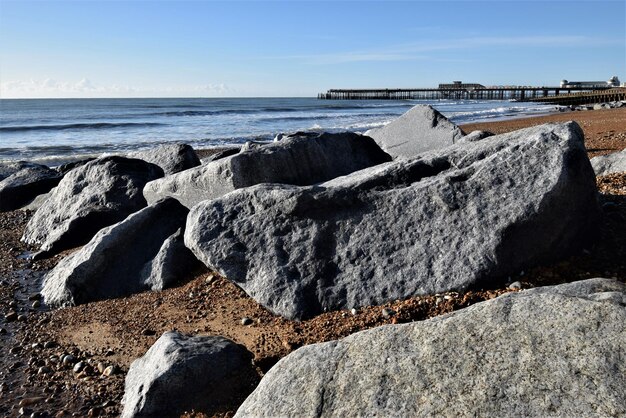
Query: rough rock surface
[
  {"left": 364, "top": 105, "right": 464, "bottom": 158},
  {"left": 122, "top": 332, "right": 259, "bottom": 418},
  {"left": 0, "top": 161, "right": 44, "bottom": 181},
  {"left": 0, "top": 164, "right": 62, "bottom": 211},
  {"left": 128, "top": 143, "right": 201, "bottom": 175},
  {"left": 140, "top": 228, "right": 203, "bottom": 291},
  {"left": 235, "top": 278, "right": 626, "bottom": 417},
  {"left": 201, "top": 147, "right": 240, "bottom": 164},
  {"left": 186, "top": 122, "right": 600, "bottom": 319},
  {"left": 41, "top": 198, "right": 189, "bottom": 306},
  {"left": 145, "top": 132, "right": 391, "bottom": 208},
  {"left": 591, "top": 148, "right": 626, "bottom": 176},
  {"left": 22, "top": 156, "right": 164, "bottom": 255},
  {"left": 56, "top": 158, "right": 96, "bottom": 175}
]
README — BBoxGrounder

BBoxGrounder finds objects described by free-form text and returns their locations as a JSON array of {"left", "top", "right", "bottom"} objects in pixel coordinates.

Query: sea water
[{"left": 0, "top": 97, "right": 560, "bottom": 165}]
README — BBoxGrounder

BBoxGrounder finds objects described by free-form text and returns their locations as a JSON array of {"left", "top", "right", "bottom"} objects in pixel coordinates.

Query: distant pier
[
  {"left": 527, "top": 88, "right": 626, "bottom": 106},
  {"left": 317, "top": 85, "right": 615, "bottom": 101}
]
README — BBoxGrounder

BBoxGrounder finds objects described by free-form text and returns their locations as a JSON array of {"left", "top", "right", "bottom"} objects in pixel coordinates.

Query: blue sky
[{"left": 0, "top": 0, "right": 624, "bottom": 98}]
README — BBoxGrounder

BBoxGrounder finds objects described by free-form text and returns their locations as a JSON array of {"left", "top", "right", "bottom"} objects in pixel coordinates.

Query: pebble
[
  {"left": 5, "top": 311, "right": 18, "bottom": 321},
  {"left": 18, "top": 396, "right": 45, "bottom": 407},
  {"left": 508, "top": 281, "right": 522, "bottom": 290},
  {"left": 62, "top": 355, "right": 76, "bottom": 366},
  {"left": 141, "top": 329, "right": 156, "bottom": 336},
  {"left": 28, "top": 293, "right": 41, "bottom": 301},
  {"left": 241, "top": 317, "right": 253, "bottom": 326},
  {"left": 72, "top": 361, "right": 85, "bottom": 373},
  {"left": 17, "top": 314, "right": 28, "bottom": 321},
  {"left": 0, "top": 327, "right": 6, "bottom": 334},
  {"left": 32, "top": 301, "right": 41, "bottom": 309},
  {"left": 38, "top": 366, "right": 52, "bottom": 375},
  {"left": 382, "top": 308, "right": 395, "bottom": 319},
  {"left": 443, "top": 295, "right": 453, "bottom": 301},
  {"left": 350, "top": 308, "right": 357, "bottom": 315},
  {"left": 9, "top": 300, "right": 18, "bottom": 309},
  {"left": 43, "top": 341, "right": 56, "bottom": 349},
  {"left": 97, "top": 362, "right": 106, "bottom": 374},
  {"left": 103, "top": 365, "right": 117, "bottom": 376}
]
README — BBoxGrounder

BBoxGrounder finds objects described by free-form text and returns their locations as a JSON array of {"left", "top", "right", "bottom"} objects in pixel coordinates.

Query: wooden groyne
[
  {"left": 317, "top": 86, "right": 614, "bottom": 101},
  {"left": 527, "top": 88, "right": 626, "bottom": 106}
]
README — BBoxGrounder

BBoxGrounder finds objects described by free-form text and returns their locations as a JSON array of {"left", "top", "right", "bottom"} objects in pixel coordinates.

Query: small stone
[
  {"left": 443, "top": 295, "right": 453, "bottom": 301},
  {"left": 18, "top": 407, "right": 33, "bottom": 417},
  {"left": 205, "top": 275, "right": 215, "bottom": 285},
  {"left": 28, "top": 293, "right": 42, "bottom": 301},
  {"left": 103, "top": 365, "right": 117, "bottom": 376},
  {"left": 43, "top": 341, "right": 56, "bottom": 349},
  {"left": 350, "top": 308, "right": 357, "bottom": 315},
  {"left": 508, "top": 281, "right": 522, "bottom": 290},
  {"left": 97, "top": 362, "right": 106, "bottom": 374},
  {"left": 241, "top": 317, "right": 253, "bottom": 326},
  {"left": 17, "top": 314, "right": 27, "bottom": 321},
  {"left": 9, "top": 300, "right": 17, "bottom": 309},
  {"left": 382, "top": 308, "right": 395, "bottom": 319},
  {"left": 31, "top": 342, "right": 42, "bottom": 350},
  {"left": 5, "top": 311, "right": 18, "bottom": 321},
  {"left": 19, "top": 396, "right": 45, "bottom": 407},
  {"left": 73, "top": 361, "right": 85, "bottom": 373},
  {"left": 62, "top": 355, "right": 76, "bottom": 366},
  {"left": 32, "top": 301, "right": 41, "bottom": 309},
  {"left": 0, "top": 327, "right": 6, "bottom": 334},
  {"left": 38, "top": 366, "right": 52, "bottom": 374},
  {"left": 141, "top": 329, "right": 156, "bottom": 336}
]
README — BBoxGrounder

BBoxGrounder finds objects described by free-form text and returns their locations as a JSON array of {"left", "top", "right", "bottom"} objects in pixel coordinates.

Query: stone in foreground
[
  {"left": 591, "top": 148, "right": 626, "bottom": 176},
  {"left": 144, "top": 132, "right": 391, "bottom": 208},
  {"left": 122, "top": 332, "right": 259, "bottom": 418},
  {"left": 22, "top": 156, "right": 163, "bottom": 255},
  {"left": 128, "top": 143, "right": 201, "bottom": 175},
  {"left": 0, "top": 164, "right": 62, "bottom": 211},
  {"left": 186, "top": 122, "right": 599, "bottom": 320},
  {"left": 236, "top": 278, "right": 626, "bottom": 417},
  {"left": 41, "top": 198, "right": 189, "bottom": 306},
  {"left": 364, "top": 105, "right": 463, "bottom": 158}
]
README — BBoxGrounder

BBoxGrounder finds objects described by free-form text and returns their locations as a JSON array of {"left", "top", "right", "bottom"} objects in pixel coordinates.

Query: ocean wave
[{"left": 0, "top": 122, "right": 166, "bottom": 133}]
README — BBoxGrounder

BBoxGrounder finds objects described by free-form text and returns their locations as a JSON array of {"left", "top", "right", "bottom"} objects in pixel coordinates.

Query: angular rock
[
  {"left": 185, "top": 122, "right": 600, "bottom": 320},
  {"left": 128, "top": 144, "right": 201, "bottom": 175},
  {"left": 145, "top": 132, "right": 391, "bottom": 208},
  {"left": 0, "top": 161, "right": 43, "bottom": 181},
  {"left": 590, "top": 149, "right": 626, "bottom": 176},
  {"left": 140, "top": 228, "right": 204, "bottom": 291},
  {"left": 122, "top": 332, "right": 259, "bottom": 418},
  {"left": 0, "top": 164, "right": 62, "bottom": 211},
  {"left": 236, "top": 278, "right": 626, "bottom": 417},
  {"left": 201, "top": 147, "right": 240, "bottom": 164},
  {"left": 41, "top": 198, "right": 189, "bottom": 306},
  {"left": 458, "top": 130, "right": 494, "bottom": 143},
  {"left": 364, "top": 105, "right": 463, "bottom": 159},
  {"left": 22, "top": 156, "right": 164, "bottom": 255}
]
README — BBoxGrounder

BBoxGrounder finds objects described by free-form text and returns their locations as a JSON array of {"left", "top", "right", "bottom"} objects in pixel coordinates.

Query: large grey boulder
[
  {"left": 22, "top": 156, "right": 164, "bottom": 256},
  {"left": 128, "top": 143, "right": 201, "bottom": 175},
  {"left": 144, "top": 132, "right": 391, "bottom": 208},
  {"left": 236, "top": 278, "right": 626, "bottom": 417},
  {"left": 458, "top": 130, "right": 494, "bottom": 143},
  {"left": 0, "top": 164, "right": 62, "bottom": 211},
  {"left": 364, "top": 105, "right": 463, "bottom": 159},
  {"left": 185, "top": 122, "right": 600, "bottom": 320},
  {"left": 41, "top": 198, "right": 190, "bottom": 306},
  {"left": 591, "top": 148, "right": 626, "bottom": 176},
  {"left": 0, "top": 161, "right": 43, "bottom": 181},
  {"left": 122, "top": 332, "right": 259, "bottom": 418}
]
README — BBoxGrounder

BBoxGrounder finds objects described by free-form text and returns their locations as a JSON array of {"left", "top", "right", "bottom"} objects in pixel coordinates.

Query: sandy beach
[{"left": 1, "top": 108, "right": 625, "bottom": 417}]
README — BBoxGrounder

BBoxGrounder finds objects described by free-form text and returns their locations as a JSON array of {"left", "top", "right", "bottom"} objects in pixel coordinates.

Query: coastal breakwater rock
[
  {"left": 122, "top": 332, "right": 259, "bottom": 418},
  {"left": 128, "top": 143, "right": 201, "bottom": 175},
  {"left": 186, "top": 122, "right": 600, "bottom": 320},
  {"left": 144, "top": 132, "right": 391, "bottom": 209},
  {"left": 364, "top": 105, "right": 463, "bottom": 159},
  {"left": 591, "top": 148, "right": 626, "bottom": 176},
  {"left": 0, "top": 164, "right": 62, "bottom": 211},
  {"left": 22, "top": 156, "right": 164, "bottom": 256},
  {"left": 41, "top": 198, "right": 192, "bottom": 306},
  {"left": 235, "top": 278, "right": 626, "bottom": 417}
]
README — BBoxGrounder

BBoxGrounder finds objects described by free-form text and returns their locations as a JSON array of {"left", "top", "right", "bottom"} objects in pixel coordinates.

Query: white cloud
[{"left": 0, "top": 78, "right": 232, "bottom": 98}]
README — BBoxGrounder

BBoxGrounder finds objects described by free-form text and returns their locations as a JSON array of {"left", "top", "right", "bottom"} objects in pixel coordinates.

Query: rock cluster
[
  {"left": 185, "top": 121, "right": 599, "bottom": 319},
  {"left": 143, "top": 131, "right": 391, "bottom": 208}
]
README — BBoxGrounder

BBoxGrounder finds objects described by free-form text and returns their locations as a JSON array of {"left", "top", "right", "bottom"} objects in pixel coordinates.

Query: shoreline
[{"left": 1, "top": 106, "right": 625, "bottom": 416}]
